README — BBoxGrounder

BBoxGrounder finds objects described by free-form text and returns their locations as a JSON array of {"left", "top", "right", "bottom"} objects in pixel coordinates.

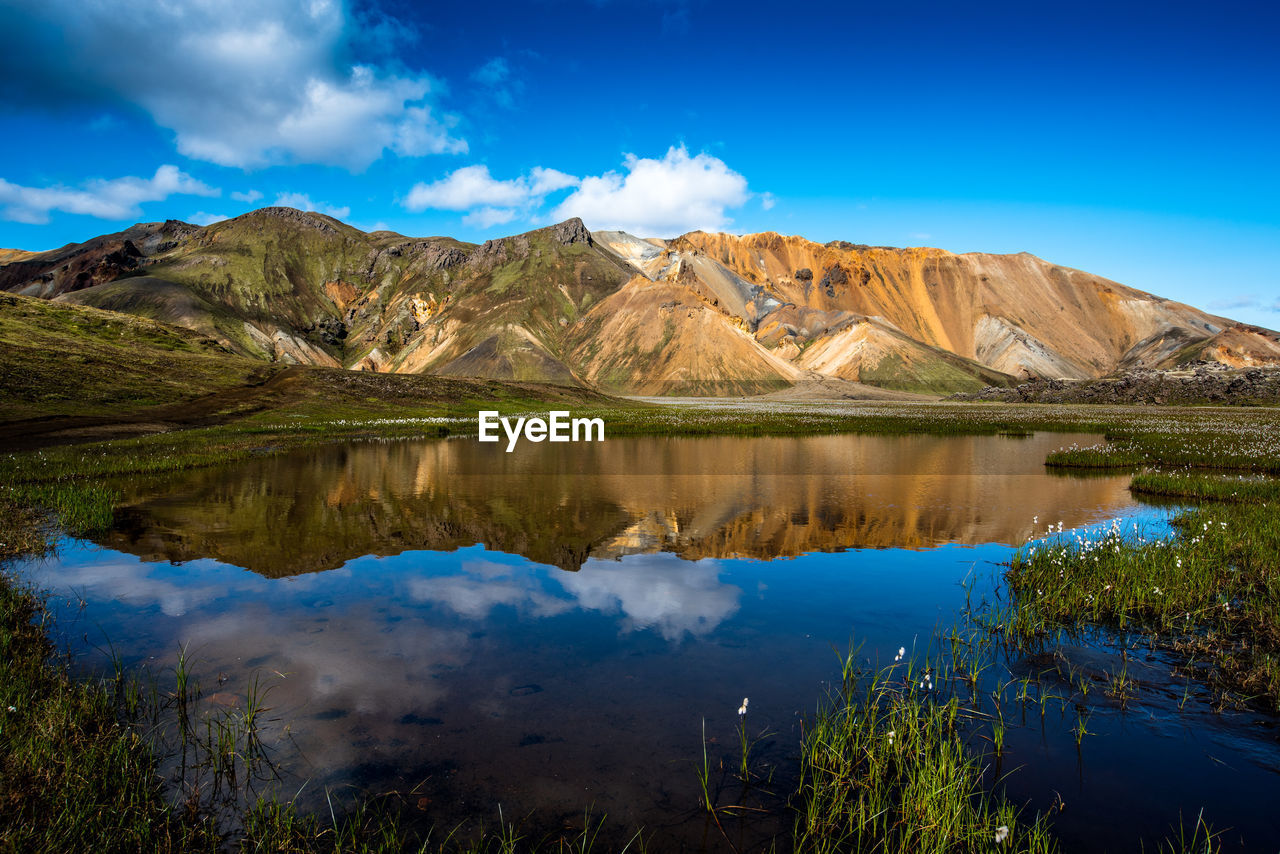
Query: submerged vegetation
[{"left": 2, "top": 394, "right": 1278, "bottom": 852}]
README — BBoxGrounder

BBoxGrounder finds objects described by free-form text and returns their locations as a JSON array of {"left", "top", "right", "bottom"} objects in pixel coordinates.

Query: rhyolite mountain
[{"left": 4, "top": 207, "right": 1278, "bottom": 395}]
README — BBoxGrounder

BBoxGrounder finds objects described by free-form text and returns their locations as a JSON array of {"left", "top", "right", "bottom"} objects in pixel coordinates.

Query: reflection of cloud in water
[
  {"left": 560, "top": 554, "right": 741, "bottom": 641},
  {"left": 17, "top": 543, "right": 740, "bottom": 804},
  {"left": 23, "top": 551, "right": 254, "bottom": 617},
  {"left": 408, "top": 554, "right": 742, "bottom": 642},
  {"left": 408, "top": 559, "right": 575, "bottom": 620}
]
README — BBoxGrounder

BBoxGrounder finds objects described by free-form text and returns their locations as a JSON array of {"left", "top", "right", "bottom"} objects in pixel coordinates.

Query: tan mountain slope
[
  {"left": 672, "top": 231, "right": 1269, "bottom": 380},
  {"left": 594, "top": 230, "right": 1019, "bottom": 393},
  {"left": 0, "top": 248, "right": 37, "bottom": 264},
  {"left": 565, "top": 274, "right": 799, "bottom": 395}
]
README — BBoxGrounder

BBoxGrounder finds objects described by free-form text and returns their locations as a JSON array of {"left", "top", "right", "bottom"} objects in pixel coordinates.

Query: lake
[{"left": 14, "top": 432, "right": 1280, "bottom": 851}]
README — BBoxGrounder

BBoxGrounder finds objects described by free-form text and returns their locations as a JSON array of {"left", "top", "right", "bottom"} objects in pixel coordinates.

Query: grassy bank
[{"left": 1129, "top": 471, "right": 1280, "bottom": 503}]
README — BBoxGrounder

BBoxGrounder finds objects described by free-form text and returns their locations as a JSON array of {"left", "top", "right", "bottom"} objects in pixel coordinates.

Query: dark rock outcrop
[
  {"left": 552, "top": 217, "right": 593, "bottom": 246},
  {"left": 951, "top": 362, "right": 1280, "bottom": 405}
]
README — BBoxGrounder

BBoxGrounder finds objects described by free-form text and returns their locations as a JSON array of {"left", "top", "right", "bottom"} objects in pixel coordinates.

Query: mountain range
[{"left": 4, "top": 207, "right": 1278, "bottom": 396}]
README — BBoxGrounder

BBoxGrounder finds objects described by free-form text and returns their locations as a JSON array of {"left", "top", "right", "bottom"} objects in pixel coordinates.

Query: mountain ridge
[{"left": 3, "top": 208, "right": 1277, "bottom": 396}]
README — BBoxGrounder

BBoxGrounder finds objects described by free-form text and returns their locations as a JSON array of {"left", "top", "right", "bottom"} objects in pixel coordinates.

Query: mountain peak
[
  {"left": 225, "top": 206, "right": 342, "bottom": 234},
  {"left": 550, "top": 217, "right": 592, "bottom": 246}
]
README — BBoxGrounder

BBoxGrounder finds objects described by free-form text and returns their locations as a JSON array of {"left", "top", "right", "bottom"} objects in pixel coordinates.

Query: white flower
[
  {"left": 894, "top": 646, "right": 905, "bottom": 662},
  {"left": 738, "top": 697, "right": 748, "bottom": 716},
  {"left": 887, "top": 730, "right": 896, "bottom": 744},
  {"left": 995, "top": 825, "right": 1010, "bottom": 843}
]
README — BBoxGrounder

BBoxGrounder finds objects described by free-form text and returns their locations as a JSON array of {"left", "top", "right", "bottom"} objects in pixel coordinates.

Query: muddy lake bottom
[{"left": 13, "top": 432, "right": 1280, "bottom": 851}]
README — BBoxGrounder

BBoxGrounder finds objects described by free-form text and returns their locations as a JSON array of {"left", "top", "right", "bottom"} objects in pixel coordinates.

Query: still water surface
[{"left": 16, "top": 433, "right": 1280, "bottom": 851}]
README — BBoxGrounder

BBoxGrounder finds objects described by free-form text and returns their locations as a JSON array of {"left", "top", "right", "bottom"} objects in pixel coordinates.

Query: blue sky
[{"left": 0, "top": 0, "right": 1277, "bottom": 326}]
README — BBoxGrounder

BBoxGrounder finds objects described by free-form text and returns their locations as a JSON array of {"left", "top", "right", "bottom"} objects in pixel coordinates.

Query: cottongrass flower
[
  {"left": 995, "top": 825, "right": 1010, "bottom": 843},
  {"left": 738, "top": 697, "right": 748, "bottom": 716},
  {"left": 887, "top": 730, "right": 895, "bottom": 745},
  {"left": 894, "top": 646, "right": 905, "bottom": 662}
]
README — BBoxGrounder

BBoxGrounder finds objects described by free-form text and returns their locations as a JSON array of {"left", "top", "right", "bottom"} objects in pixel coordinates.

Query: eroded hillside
[{"left": 4, "top": 209, "right": 1277, "bottom": 396}]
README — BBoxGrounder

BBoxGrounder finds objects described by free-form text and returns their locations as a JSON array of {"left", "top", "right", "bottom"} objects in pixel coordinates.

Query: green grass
[
  {"left": 1045, "top": 426, "right": 1280, "bottom": 473},
  {"left": 1129, "top": 471, "right": 1280, "bottom": 503},
  {"left": 0, "top": 572, "right": 214, "bottom": 852},
  {"left": 0, "top": 559, "right": 637, "bottom": 852},
  {"left": 793, "top": 648, "right": 1058, "bottom": 854},
  {"left": 1007, "top": 501, "right": 1280, "bottom": 709},
  {"left": 0, "top": 292, "right": 272, "bottom": 421}
]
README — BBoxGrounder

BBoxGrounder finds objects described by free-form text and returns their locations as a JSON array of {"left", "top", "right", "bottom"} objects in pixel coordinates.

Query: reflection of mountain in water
[{"left": 98, "top": 433, "right": 1134, "bottom": 576}]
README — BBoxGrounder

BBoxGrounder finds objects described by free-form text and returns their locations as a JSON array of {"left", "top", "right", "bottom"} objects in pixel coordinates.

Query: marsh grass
[
  {"left": 1045, "top": 425, "right": 1280, "bottom": 474},
  {"left": 1007, "top": 502, "right": 1280, "bottom": 709},
  {"left": 792, "top": 641, "right": 1060, "bottom": 854},
  {"left": 0, "top": 574, "right": 212, "bottom": 852},
  {"left": 1129, "top": 471, "right": 1280, "bottom": 503}
]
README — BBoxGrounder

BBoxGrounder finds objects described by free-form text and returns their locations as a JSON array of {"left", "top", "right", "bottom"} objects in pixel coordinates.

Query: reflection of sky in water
[
  {"left": 24, "top": 535, "right": 1024, "bottom": 819},
  {"left": 17, "top": 499, "right": 1280, "bottom": 849}
]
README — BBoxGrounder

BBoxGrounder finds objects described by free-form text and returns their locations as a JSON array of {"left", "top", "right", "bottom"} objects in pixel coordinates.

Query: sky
[{"left": 0, "top": 0, "right": 1277, "bottom": 326}]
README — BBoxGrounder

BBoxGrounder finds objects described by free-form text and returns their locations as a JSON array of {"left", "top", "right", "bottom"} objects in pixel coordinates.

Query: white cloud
[
  {"left": 402, "top": 148, "right": 756, "bottom": 236},
  {"left": 761, "top": 192, "right": 777, "bottom": 211},
  {"left": 462, "top": 207, "right": 518, "bottom": 228},
  {"left": 273, "top": 192, "right": 350, "bottom": 220},
  {"left": 402, "top": 553, "right": 740, "bottom": 642},
  {"left": 0, "top": 165, "right": 218, "bottom": 224},
  {"left": 404, "top": 164, "right": 579, "bottom": 213},
  {"left": 189, "top": 211, "right": 230, "bottom": 226},
  {"left": 231, "top": 189, "right": 263, "bottom": 203},
  {"left": 553, "top": 146, "right": 750, "bottom": 237},
  {"left": 3, "top": 0, "right": 465, "bottom": 170}
]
